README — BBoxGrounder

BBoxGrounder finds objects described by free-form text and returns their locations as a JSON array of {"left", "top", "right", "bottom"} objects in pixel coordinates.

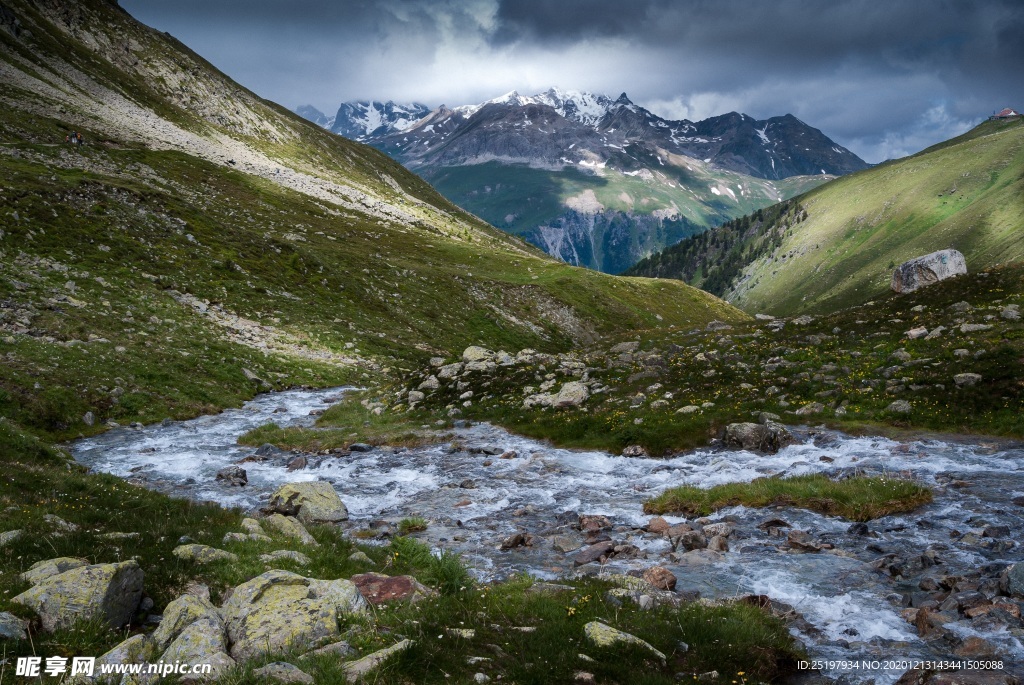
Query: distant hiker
[
  {"left": 65, "top": 134, "right": 70, "bottom": 144},
  {"left": 76, "top": 131, "right": 83, "bottom": 146}
]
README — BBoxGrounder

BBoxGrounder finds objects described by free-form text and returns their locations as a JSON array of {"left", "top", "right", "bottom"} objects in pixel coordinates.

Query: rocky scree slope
[
  {"left": 313, "top": 88, "right": 861, "bottom": 273},
  {"left": 628, "top": 117, "right": 1024, "bottom": 316},
  {"left": 388, "top": 264, "right": 1024, "bottom": 454},
  {"left": 0, "top": 0, "right": 745, "bottom": 441}
]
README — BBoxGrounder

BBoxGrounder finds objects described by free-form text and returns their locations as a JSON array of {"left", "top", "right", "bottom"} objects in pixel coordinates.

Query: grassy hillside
[
  {"left": 626, "top": 117, "right": 1024, "bottom": 315},
  {"left": 421, "top": 154, "right": 827, "bottom": 274},
  {"left": 0, "top": 0, "right": 746, "bottom": 443}
]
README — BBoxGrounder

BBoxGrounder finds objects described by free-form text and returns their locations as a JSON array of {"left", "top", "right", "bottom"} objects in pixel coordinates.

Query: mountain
[
  {"left": 625, "top": 116, "right": 1024, "bottom": 315},
  {"left": 322, "top": 88, "right": 866, "bottom": 273},
  {"left": 294, "top": 104, "right": 334, "bottom": 129},
  {"left": 331, "top": 100, "right": 431, "bottom": 140},
  {"left": 0, "top": 0, "right": 745, "bottom": 440}
]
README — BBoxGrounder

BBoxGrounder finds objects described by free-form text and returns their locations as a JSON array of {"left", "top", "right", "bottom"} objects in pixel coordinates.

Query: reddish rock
[
  {"left": 642, "top": 566, "right": 677, "bottom": 591},
  {"left": 349, "top": 573, "right": 435, "bottom": 605},
  {"left": 646, "top": 517, "right": 670, "bottom": 534},
  {"left": 954, "top": 636, "right": 998, "bottom": 658},
  {"left": 578, "top": 515, "right": 612, "bottom": 533},
  {"left": 664, "top": 523, "right": 694, "bottom": 538}
]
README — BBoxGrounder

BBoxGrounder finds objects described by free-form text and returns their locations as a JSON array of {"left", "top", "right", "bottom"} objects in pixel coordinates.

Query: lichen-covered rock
[
  {"left": 583, "top": 621, "right": 666, "bottom": 662},
  {"left": 954, "top": 373, "right": 982, "bottom": 388},
  {"left": 462, "top": 346, "right": 493, "bottom": 363},
  {"left": 553, "top": 381, "right": 589, "bottom": 408},
  {"left": 160, "top": 617, "right": 235, "bottom": 681},
  {"left": 263, "top": 513, "right": 319, "bottom": 546},
  {"left": 241, "top": 518, "right": 265, "bottom": 535},
  {"left": 19, "top": 557, "right": 89, "bottom": 585},
  {"left": 0, "top": 529, "right": 24, "bottom": 547},
  {"left": 253, "top": 662, "right": 314, "bottom": 684},
  {"left": 891, "top": 249, "right": 967, "bottom": 293},
  {"left": 220, "top": 570, "right": 367, "bottom": 661},
  {"left": 260, "top": 550, "right": 312, "bottom": 566},
  {"left": 12, "top": 560, "right": 143, "bottom": 631},
  {"left": 0, "top": 611, "right": 28, "bottom": 640},
  {"left": 94, "top": 634, "right": 156, "bottom": 678},
  {"left": 152, "top": 594, "right": 221, "bottom": 650},
  {"left": 269, "top": 482, "right": 348, "bottom": 523},
  {"left": 172, "top": 544, "right": 238, "bottom": 564},
  {"left": 342, "top": 639, "right": 414, "bottom": 681}
]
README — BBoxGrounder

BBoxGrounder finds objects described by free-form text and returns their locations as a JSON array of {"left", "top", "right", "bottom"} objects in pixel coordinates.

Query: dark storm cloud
[{"left": 120, "top": 0, "right": 1024, "bottom": 162}]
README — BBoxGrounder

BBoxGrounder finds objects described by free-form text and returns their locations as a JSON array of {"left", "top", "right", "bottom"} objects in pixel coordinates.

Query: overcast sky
[{"left": 121, "top": 0, "right": 1023, "bottom": 163}]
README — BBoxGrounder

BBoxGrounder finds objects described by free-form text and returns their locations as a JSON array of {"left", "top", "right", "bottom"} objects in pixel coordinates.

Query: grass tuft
[{"left": 644, "top": 474, "right": 933, "bottom": 521}]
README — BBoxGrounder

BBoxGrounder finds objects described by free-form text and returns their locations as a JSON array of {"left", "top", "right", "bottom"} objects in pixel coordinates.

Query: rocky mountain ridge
[{"left": 298, "top": 87, "right": 864, "bottom": 273}]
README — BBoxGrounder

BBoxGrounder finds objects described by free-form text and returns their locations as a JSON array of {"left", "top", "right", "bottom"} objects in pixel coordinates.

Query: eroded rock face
[
  {"left": 12, "top": 560, "right": 143, "bottom": 632},
  {"left": 891, "top": 249, "right": 967, "bottom": 294},
  {"left": 269, "top": 482, "right": 349, "bottom": 523}
]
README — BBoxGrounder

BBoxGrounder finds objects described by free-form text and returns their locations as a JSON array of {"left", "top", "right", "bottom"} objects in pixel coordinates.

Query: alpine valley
[
  {"left": 2, "top": 2, "right": 1023, "bottom": 685},
  {"left": 300, "top": 89, "right": 868, "bottom": 273}
]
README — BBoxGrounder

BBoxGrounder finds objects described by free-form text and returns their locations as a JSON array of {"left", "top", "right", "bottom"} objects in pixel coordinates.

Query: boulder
[
  {"left": 890, "top": 249, "right": 967, "bottom": 293},
  {"left": 0, "top": 529, "right": 23, "bottom": 547},
  {"left": 220, "top": 570, "right": 367, "bottom": 661},
  {"left": 12, "top": 560, "right": 143, "bottom": 632},
  {"left": 173, "top": 544, "right": 238, "bottom": 564},
  {"left": 641, "top": 566, "right": 677, "bottom": 591},
  {"left": 160, "top": 617, "right": 235, "bottom": 681},
  {"left": 342, "top": 639, "right": 414, "bottom": 681},
  {"left": 886, "top": 400, "right": 913, "bottom": 414},
  {"left": 151, "top": 593, "right": 220, "bottom": 651},
  {"left": 954, "top": 373, "right": 982, "bottom": 388},
  {"left": 260, "top": 550, "right": 313, "bottom": 566},
  {"left": 437, "top": 362, "right": 464, "bottom": 379},
  {"left": 462, "top": 346, "right": 494, "bottom": 363},
  {"left": 573, "top": 541, "right": 615, "bottom": 566},
  {"left": 215, "top": 465, "right": 248, "bottom": 487},
  {"left": 553, "top": 381, "right": 589, "bottom": 408},
  {"left": 253, "top": 663, "right": 314, "bottom": 684},
  {"left": 583, "top": 621, "right": 665, "bottom": 662},
  {"left": 269, "top": 481, "right": 348, "bottom": 523},
  {"left": 1000, "top": 563, "right": 1024, "bottom": 598},
  {"left": 94, "top": 634, "right": 157, "bottom": 677},
  {"left": 621, "top": 445, "right": 648, "bottom": 458},
  {"left": 349, "top": 573, "right": 436, "bottom": 605},
  {"left": 723, "top": 422, "right": 793, "bottom": 453},
  {"left": 0, "top": 611, "right": 28, "bottom": 640},
  {"left": 20, "top": 557, "right": 89, "bottom": 585}
]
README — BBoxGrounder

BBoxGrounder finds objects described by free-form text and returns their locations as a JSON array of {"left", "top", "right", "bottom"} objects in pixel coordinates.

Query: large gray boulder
[
  {"left": 553, "top": 381, "right": 589, "bottom": 408},
  {"left": 12, "top": 560, "right": 143, "bottom": 631},
  {"left": 269, "top": 481, "right": 348, "bottom": 523},
  {"left": 220, "top": 570, "right": 367, "bottom": 660},
  {"left": 723, "top": 422, "right": 793, "bottom": 453},
  {"left": 890, "top": 249, "right": 967, "bottom": 293}
]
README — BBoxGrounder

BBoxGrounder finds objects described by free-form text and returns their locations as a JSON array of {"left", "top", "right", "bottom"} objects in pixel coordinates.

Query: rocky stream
[{"left": 70, "top": 387, "right": 1024, "bottom": 684}]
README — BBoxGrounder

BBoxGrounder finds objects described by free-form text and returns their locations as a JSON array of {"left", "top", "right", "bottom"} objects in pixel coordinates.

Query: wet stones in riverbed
[{"left": 215, "top": 465, "right": 248, "bottom": 486}]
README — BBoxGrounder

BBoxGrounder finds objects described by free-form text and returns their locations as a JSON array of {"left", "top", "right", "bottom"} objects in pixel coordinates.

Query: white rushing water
[{"left": 71, "top": 387, "right": 1024, "bottom": 683}]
